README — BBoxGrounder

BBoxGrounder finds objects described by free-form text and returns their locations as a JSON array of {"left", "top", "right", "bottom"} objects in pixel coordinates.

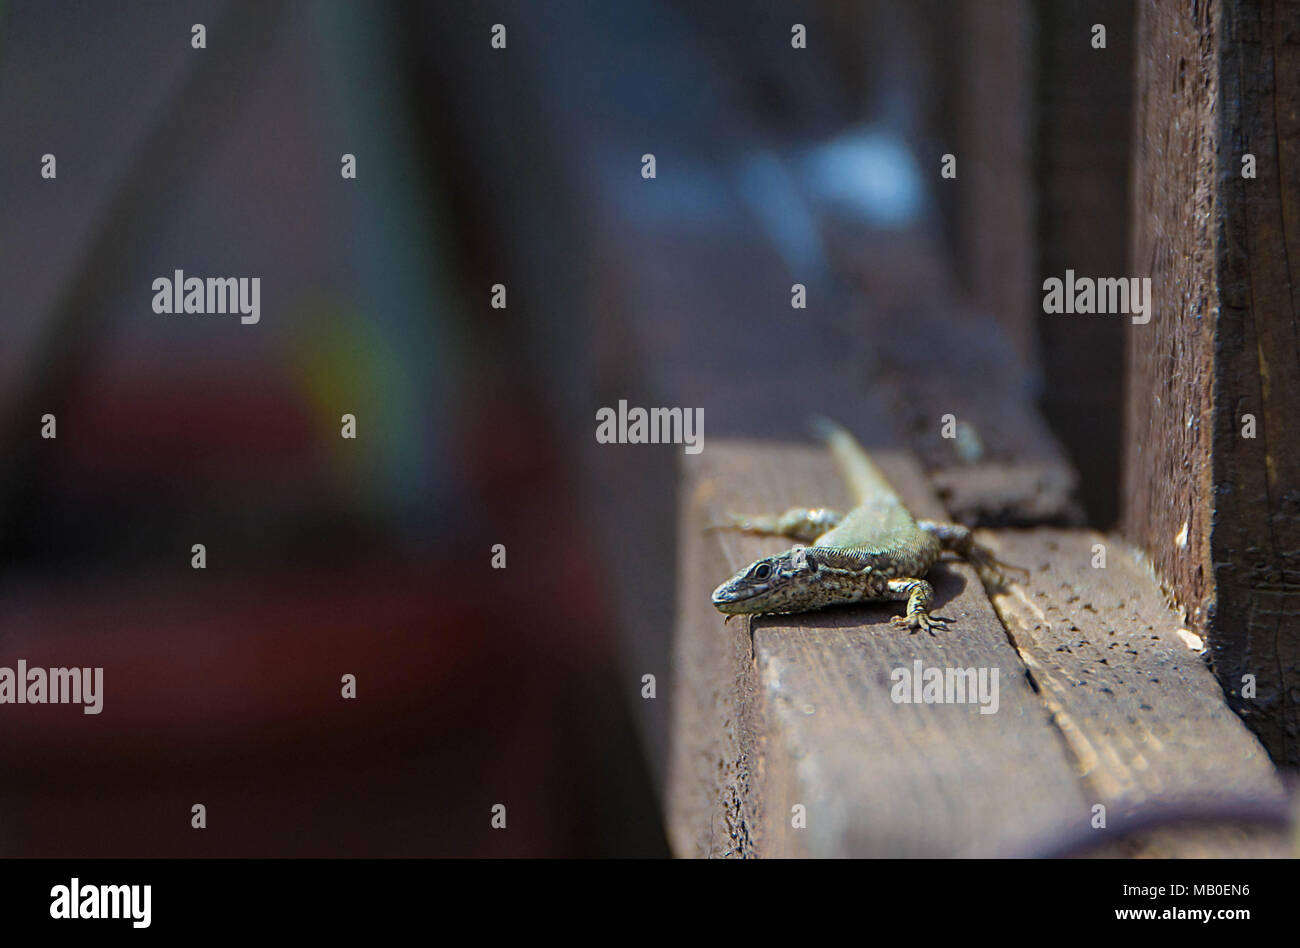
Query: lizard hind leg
[
  {"left": 706, "top": 506, "right": 843, "bottom": 544},
  {"left": 915, "top": 520, "right": 1030, "bottom": 589},
  {"left": 885, "top": 577, "right": 951, "bottom": 634}
]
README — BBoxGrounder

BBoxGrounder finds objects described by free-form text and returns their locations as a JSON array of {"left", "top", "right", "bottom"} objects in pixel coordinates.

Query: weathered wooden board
[
  {"left": 825, "top": 244, "right": 1084, "bottom": 528},
  {"left": 1126, "top": 0, "right": 1300, "bottom": 763},
  {"left": 667, "top": 440, "right": 1090, "bottom": 857},
  {"left": 980, "top": 528, "right": 1288, "bottom": 857},
  {"left": 1032, "top": 0, "right": 1134, "bottom": 526},
  {"left": 668, "top": 439, "right": 1291, "bottom": 857},
  {"left": 951, "top": 0, "right": 1035, "bottom": 366},
  {"left": 1211, "top": 0, "right": 1300, "bottom": 766},
  {"left": 933, "top": 0, "right": 1131, "bottom": 526}
]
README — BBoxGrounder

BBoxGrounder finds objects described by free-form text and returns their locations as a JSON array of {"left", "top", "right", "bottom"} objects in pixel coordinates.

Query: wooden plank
[
  {"left": 935, "top": 1, "right": 1134, "bottom": 526},
  {"left": 940, "top": 0, "right": 1133, "bottom": 526},
  {"left": 1212, "top": 0, "right": 1300, "bottom": 766},
  {"left": 667, "top": 438, "right": 1290, "bottom": 858},
  {"left": 1033, "top": 0, "right": 1133, "bottom": 526},
  {"left": 667, "top": 440, "right": 1090, "bottom": 857},
  {"left": 952, "top": 0, "right": 1036, "bottom": 366},
  {"left": 826, "top": 239, "right": 1085, "bottom": 527},
  {"left": 1125, "top": 0, "right": 1218, "bottom": 663},
  {"left": 979, "top": 527, "right": 1288, "bottom": 856},
  {"left": 1125, "top": 0, "right": 1300, "bottom": 764}
]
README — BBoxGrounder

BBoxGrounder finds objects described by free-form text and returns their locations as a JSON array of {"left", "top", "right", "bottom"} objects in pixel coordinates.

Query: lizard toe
[
  {"left": 970, "top": 548, "right": 1031, "bottom": 588},
  {"left": 916, "top": 613, "right": 951, "bottom": 635}
]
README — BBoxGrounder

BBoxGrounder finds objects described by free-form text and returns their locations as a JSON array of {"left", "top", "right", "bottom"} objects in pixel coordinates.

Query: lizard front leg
[
  {"left": 915, "top": 520, "right": 1029, "bottom": 589},
  {"left": 707, "top": 506, "right": 843, "bottom": 544},
  {"left": 886, "top": 577, "right": 950, "bottom": 634}
]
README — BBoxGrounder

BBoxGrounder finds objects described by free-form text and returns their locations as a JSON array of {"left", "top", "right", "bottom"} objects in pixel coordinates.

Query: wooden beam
[
  {"left": 668, "top": 439, "right": 1289, "bottom": 857},
  {"left": 952, "top": 0, "right": 1035, "bottom": 366},
  {"left": 1125, "top": 0, "right": 1300, "bottom": 763},
  {"left": 981, "top": 528, "right": 1284, "bottom": 857},
  {"left": 1033, "top": 0, "right": 1133, "bottom": 526},
  {"left": 667, "top": 440, "right": 1089, "bottom": 857}
]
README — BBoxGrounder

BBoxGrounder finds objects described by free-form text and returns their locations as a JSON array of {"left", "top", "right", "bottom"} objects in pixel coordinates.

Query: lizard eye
[{"left": 752, "top": 563, "right": 772, "bottom": 580}]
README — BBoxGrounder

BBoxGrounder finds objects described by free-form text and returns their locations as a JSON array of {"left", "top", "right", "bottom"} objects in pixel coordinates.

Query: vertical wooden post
[{"left": 1126, "top": 0, "right": 1300, "bottom": 764}]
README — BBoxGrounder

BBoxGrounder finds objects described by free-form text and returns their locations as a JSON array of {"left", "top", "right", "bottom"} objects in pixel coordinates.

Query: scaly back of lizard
[{"left": 709, "top": 417, "right": 1023, "bottom": 633}]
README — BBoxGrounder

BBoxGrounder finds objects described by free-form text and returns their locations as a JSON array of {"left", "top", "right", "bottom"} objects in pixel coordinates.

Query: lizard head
[{"left": 711, "top": 546, "right": 833, "bottom": 615}]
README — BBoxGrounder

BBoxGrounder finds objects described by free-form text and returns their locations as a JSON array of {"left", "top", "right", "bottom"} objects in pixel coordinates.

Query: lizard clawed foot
[
  {"left": 891, "top": 612, "right": 952, "bottom": 635},
  {"left": 968, "top": 546, "right": 1031, "bottom": 589},
  {"left": 705, "top": 508, "right": 842, "bottom": 544}
]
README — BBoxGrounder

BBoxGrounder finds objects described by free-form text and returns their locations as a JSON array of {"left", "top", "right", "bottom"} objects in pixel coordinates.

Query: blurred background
[{"left": 0, "top": 1, "right": 1132, "bottom": 855}]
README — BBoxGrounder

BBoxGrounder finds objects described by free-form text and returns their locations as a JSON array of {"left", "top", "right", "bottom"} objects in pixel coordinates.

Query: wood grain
[
  {"left": 980, "top": 527, "right": 1287, "bottom": 856},
  {"left": 667, "top": 440, "right": 1089, "bottom": 857},
  {"left": 1126, "top": 0, "right": 1300, "bottom": 763},
  {"left": 954, "top": 0, "right": 1035, "bottom": 366},
  {"left": 667, "top": 439, "right": 1291, "bottom": 857},
  {"left": 1033, "top": 0, "right": 1133, "bottom": 526},
  {"left": 1212, "top": 0, "right": 1300, "bottom": 766}
]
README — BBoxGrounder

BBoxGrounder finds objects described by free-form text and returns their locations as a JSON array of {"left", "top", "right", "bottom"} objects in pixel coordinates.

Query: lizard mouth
[
  {"left": 711, "top": 581, "right": 764, "bottom": 613},
  {"left": 711, "top": 583, "right": 741, "bottom": 604}
]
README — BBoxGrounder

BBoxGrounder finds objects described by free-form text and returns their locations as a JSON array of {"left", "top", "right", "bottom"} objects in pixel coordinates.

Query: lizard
[{"left": 709, "top": 417, "right": 1026, "bottom": 632}]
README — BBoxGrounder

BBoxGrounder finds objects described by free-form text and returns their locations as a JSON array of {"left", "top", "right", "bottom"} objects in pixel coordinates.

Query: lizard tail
[
  {"left": 807, "top": 414, "right": 848, "bottom": 444},
  {"left": 807, "top": 415, "right": 899, "bottom": 505}
]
